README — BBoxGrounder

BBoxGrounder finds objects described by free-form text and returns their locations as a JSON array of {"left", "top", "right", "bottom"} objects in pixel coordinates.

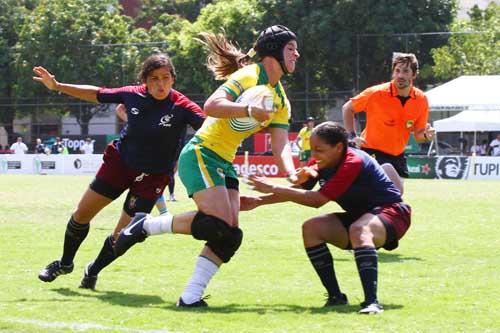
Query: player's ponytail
[{"left": 198, "top": 31, "right": 252, "bottom": 80}]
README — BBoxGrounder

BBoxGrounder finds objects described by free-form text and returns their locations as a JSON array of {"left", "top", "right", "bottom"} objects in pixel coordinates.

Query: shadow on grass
[
  {"left": 51, "top": 288, "right": 165, "bottom": 307},
  {"left": 19, "top": 288, "right": 405, "bottom": 314},
  {"left": 162, "top": 302, "right": 404, "bottom": 315},
  {"left": 378, "top": 252, "right": 423, "bottom": 263}
]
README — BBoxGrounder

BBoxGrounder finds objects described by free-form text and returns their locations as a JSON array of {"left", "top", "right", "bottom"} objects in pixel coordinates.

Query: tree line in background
[{"left": 0, "top": 0, "right": 498, "bottom": 137}]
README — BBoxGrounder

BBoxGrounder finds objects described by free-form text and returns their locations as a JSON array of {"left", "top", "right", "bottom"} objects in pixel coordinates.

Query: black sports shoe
[
  {"left": 359, "top": 301, "right": 384, "bottom": 314},
  {"left": 38, "top": 260, "right": 74, "bottom": 282},
  {"left": 324, "top": 293, "right": 348, "bottom": 307},
  {"left": 114, "top": 213, "right": 149, "bottom": 256},
  {"left": 176, "top": 296, "right": 209, "bottom": 308},
  {"left": 79, "top": 262, "right": 97, "bottom": 290}
]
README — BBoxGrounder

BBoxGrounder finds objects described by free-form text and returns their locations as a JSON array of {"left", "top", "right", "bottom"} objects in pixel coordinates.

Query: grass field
[{"left": 0, "top": 175, "right": 499, "bottom": 333}]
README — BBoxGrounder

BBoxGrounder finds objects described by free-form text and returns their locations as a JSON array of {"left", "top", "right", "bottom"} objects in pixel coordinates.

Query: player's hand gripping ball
[{"left": 229, "top": 85, "right": 274, "bottom": 132}]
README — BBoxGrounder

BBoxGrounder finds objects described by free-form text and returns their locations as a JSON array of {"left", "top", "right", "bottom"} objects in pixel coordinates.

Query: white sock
[
  {"left": 142, "top": 213, "right": 173, "bottom": 235},
  {"left": 180, "top": 256, "right": 219, "bottom": 304}
]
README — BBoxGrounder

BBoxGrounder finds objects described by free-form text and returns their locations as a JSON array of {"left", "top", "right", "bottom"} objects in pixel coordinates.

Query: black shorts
[{"left": 362, "top": 148, "right": 409, "bottom": 178}]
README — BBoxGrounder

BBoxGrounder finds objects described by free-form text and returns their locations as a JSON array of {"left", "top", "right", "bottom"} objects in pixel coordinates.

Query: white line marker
[{"left": 2, "top": 317, "right": 174, "bottom": 333}]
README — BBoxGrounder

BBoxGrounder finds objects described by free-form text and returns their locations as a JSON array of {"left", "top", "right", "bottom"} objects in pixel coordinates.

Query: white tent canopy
[
  {"left": 426, "top": 75, "right": 500, "bottom": 112},
  {"left": 433, "top": 110, "right": 500, "bottom": 132}
]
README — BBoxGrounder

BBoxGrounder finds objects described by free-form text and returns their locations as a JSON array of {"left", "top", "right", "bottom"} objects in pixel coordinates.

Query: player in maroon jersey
[{"left": 33, "top": 54, "right": 205, "bottom": 289}]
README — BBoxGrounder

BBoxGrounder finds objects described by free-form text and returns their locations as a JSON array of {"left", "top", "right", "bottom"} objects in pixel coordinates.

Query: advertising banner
[
  {"left": 408, "top": 156, "right": 500, "bottom": 180},
  {"left": 233, "top": 155, "right": 300, "bottom": 177},
  {"left": 4, "top": 154, "right": 498, "bottom": 180},
  {"left": 407, "top": 157, "right": 436, "bottom": 179},
  {"left": 0, "top": 154, "right": 34, "bottom": 174},
  {"left": 467, "top": 157, "right": 500, "bottom": 180},
  {"left": 1, "top": 154, "right": 103, "bottom": 175}
]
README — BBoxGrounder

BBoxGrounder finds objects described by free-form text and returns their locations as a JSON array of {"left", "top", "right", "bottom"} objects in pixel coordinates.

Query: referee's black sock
[
  {"left": 306, "top": 243, "right": 342, "bottom": 297},
  {"left": 354, "top": 246, "right": 378, "bottom": 304},
  {"left": 61, "top": 216, "right": 90, "bottom": 266},
  {"left": 88, "top": 235, "right": 116, "bottom": 276}
]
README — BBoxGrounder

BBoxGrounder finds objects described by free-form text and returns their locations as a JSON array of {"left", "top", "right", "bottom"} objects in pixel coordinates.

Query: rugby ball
[{"left": 229, "top": 85, "right": 274, "bottom": 132}]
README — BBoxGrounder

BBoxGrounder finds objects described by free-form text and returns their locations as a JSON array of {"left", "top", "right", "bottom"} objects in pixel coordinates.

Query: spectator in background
[
  {"left": 295, "top": 117, "right": 315, "bottom": 167},
  {"left": 10, "top": 137, "right": 28, "bottom": 154},
  {"left": 489, "top": 134, "right": 500, "bottom": 156},
  {"left": 35, "top": 138, "right": 46, "bottom": 154},
  {"left": 51, "top": 137, "right": 64, "bottom": 154},
  {"left": 470, "top": 139, "right": 487, "bottom": 156},
  {"left": 80, "top": 137, "right": 94, "bottom": 154}
]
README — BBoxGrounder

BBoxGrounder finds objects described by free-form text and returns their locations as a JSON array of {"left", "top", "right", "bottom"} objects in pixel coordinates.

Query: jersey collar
[{"left": 390, "top": 80, "right": 416, "bottom": 99}]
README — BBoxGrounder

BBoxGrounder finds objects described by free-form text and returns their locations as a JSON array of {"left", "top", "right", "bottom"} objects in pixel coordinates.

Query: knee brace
[{"left": 191, "top": 211, "right": 244, "bottom": 263}]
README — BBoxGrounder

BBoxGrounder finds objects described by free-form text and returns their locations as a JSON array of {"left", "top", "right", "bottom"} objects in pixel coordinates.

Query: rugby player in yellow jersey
[
  {"left": 295, "top": 117, "right": 315, "bottom": 167},
  {"left": 115, "top": 25, "right": 300, "bottom": 307}
]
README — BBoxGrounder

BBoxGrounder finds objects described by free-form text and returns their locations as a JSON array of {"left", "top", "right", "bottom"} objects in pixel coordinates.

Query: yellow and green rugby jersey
[
  {"left": 195, "top": 63, "right": 290, "bottom": 162},
  {"left": 297, "top": 126, "right": 312, "bottom": 151}
]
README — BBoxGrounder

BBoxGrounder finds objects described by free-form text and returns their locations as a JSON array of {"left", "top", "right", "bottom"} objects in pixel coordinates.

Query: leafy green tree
[
  {"left": 256, "top": 0, "right": 455, "bottom": 120},
  {"left": 15, "top": 0, "right": 136, "bottom": 134},
  {"left": 431, "top": 3, "right": 499, "bottom": 81},
  {"left": 146, "top": 0, "right": 264, "bottom": 96},
  {"left": 0, "top": 0, "right": 38, "bottom": 141}
]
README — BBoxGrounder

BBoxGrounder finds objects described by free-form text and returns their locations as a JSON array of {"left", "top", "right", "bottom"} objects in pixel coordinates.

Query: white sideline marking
[{"left": 2, "top": 317, "right": 174, "bottom": 333}]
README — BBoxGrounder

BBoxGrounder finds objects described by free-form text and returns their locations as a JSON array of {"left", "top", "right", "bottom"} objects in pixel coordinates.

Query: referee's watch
[{"left": 348, "top": 132, "right": 357, "bottom": 140}]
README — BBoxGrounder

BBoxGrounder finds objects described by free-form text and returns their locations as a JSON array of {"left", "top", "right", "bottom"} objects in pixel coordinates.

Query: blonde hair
[{"left": 198, "top": 31, "right": 252, "bottom": 80}]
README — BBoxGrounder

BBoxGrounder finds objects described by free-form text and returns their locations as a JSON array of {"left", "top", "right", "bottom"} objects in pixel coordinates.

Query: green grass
[{"left": 0, "top": 175, "right": 499, "bottom": 333}]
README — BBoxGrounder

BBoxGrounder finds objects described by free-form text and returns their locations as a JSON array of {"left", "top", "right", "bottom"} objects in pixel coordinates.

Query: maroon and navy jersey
[
  {"left": 97, "top": 85, "right": 205, "bottom": 173},
  {"left": 303, "top": 148, "right": 401, "bottom": 216}
]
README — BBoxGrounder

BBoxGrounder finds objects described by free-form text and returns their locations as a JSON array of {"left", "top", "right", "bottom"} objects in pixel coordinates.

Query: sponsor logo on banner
[
  {"left": 234, "top": 163, "right": 280, "bottom": 176},
  {"left": 407, "top": 157, "right": 436, "bottom": 178},
  {"left": 62, "top": 138, "right": 86, "bottom": 150},
  {"left": 69, "top": 156, "right": 101, "bottom": 173},
  {"left": 470, "top": 157, "right": 500, "bottom": 179},
  {"left": 7, "top": 161, "right": 21, "bottom": 169},
  {"left": 40, "top": 161, "right": 56, "bottom": 169},
  {"left": 473, "top": 162, "right": 500, "bottom": 176},
  {"left": 233, "top": 155, "right": 299, "bottom": 177},
  {"left": 74, "top": 159, "right": 82, "bottom": 169},
  {"left": 435, "top": 156, "right": 469, "bottom": 179}
]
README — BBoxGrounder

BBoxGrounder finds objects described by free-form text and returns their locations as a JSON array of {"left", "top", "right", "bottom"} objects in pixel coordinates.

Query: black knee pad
[
  {"left": 191, "top": 211, "right": 244, "bottom": 263},
  {"left": 191, "top": 211, "right": 232, "bottom": 241},
  {"left": 123, "top": 192, "right": 156, "bottom": 217},
  {"left": 206, "top": 226, "right": 243, "bottom": 263}
]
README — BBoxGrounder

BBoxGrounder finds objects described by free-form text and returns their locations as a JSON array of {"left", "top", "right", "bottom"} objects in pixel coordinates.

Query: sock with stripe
[
  {"left": 354, "top": 246, "right": 378, "bottom": 304},
  {"left": 305, "top": 243, "right": 342, "bottom": 297},
  {"left": 61, "top": 216, "right": 90, "bottom": 266}
]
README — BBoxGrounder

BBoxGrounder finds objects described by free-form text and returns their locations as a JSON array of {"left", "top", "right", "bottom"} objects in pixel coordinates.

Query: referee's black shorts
[{"left": 362, "top": 148, "right": 409, "bottom": 178}]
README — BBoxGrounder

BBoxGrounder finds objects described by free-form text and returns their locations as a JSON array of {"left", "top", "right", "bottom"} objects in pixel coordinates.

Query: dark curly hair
[
  {"left": 137, "top": 53, "right": 177, "bottom": 83},
  {"left": 312, "top": 122, "right": 348, "bottom": 154}
]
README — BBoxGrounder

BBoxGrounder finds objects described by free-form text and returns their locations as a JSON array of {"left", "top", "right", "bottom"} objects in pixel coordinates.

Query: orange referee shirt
[{"left": 351, "top": 80, "right": 429, "bottom": 156}]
